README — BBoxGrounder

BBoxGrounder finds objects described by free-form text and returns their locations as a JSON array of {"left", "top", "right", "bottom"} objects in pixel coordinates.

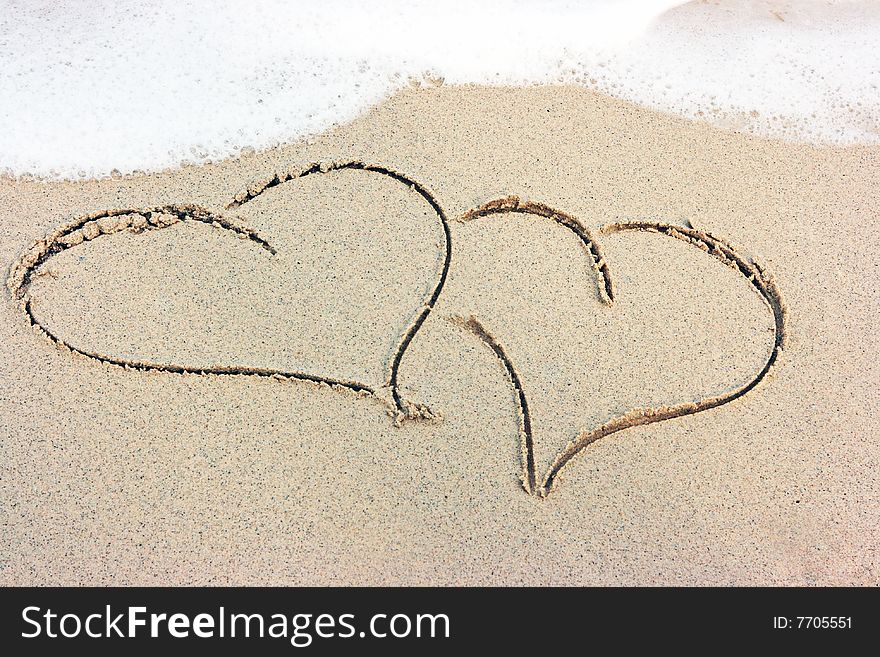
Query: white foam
[{"left": 0, "top": 0, "right": 877, "bottom": 179}]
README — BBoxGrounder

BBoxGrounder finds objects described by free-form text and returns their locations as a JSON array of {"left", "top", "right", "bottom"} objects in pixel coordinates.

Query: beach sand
[{"left": 1, "top": 85, "right": 878, "bottom": 585}]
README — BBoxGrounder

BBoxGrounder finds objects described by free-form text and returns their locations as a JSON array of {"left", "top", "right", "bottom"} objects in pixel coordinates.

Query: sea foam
[{"left": 0, "top": 0, "right": 877, "bottom": 179}]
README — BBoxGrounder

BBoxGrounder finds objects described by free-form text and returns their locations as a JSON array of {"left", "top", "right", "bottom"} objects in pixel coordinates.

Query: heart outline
[
  {"left": 453, "top": 197, "right": 787, "bottom": 497},
  {"left": 7, "top": 162, "right": 452, "bottom": 423}
]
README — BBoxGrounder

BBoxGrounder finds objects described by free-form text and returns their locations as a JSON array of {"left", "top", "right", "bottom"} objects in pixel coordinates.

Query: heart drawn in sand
[
  {"left": 7, "top": 162, "right": 451, "bottom": 424},
  {"left": 451, "top": 197, "right": 787, "bottom": 497},
  {"left": 7, "top": 165, "right": 786, "bottom": 498}
]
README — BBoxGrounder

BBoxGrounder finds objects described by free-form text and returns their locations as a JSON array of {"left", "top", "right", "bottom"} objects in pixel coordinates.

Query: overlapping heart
[{"left": 8, "top": 162, "right": 786, "bottom": 497}]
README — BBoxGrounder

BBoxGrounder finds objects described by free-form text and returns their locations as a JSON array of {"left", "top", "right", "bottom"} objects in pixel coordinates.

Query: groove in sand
[
  {"left": 227, "top": 161, "right": 452, "bottom": 422},
  {"left": 459, "top": 196, "right": 614, "bottom": 305},
  {"left": 450, "top": 315, "right": 537, "bottom": 494}
]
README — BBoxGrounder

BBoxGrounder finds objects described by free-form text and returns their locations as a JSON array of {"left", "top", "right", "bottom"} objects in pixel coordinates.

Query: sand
[{"left": 1, "top": 85, "right": 878, "bottom": 585}]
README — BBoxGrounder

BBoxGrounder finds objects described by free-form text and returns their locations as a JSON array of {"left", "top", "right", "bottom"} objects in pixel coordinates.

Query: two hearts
[{"left": 8, "top": 161, "right": 786, "bottom": 497}]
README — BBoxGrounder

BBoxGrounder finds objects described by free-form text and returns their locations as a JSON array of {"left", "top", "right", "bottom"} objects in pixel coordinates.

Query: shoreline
[{"left": 1, "top": 84, "right": 878, "bottom": 585}]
